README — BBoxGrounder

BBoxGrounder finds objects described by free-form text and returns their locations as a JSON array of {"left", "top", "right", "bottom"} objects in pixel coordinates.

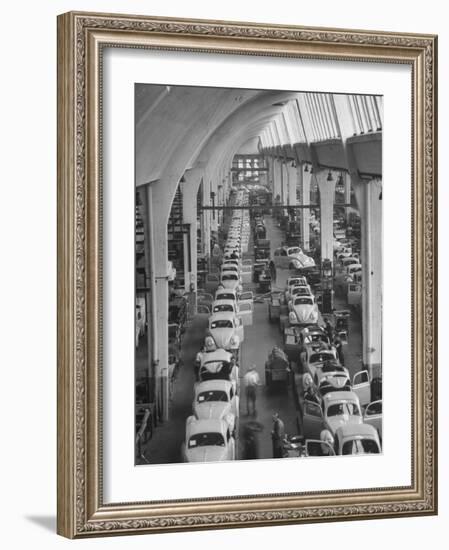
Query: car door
[
  {"left": 238, "top": 291, "right": 254, "bottom": 309},
  {"left": 234, "top": 317, "right": 245, "bottom": 342},
  {"left": 363, "top": 400, "right": 382, "bottom": 439},
  {"left": 301, "top": 399, "right": 324, "bottom": 439},
  {"left": 279, "top": 248, "right": 289, "bottom": 268},
  {"left": 352, "top": 370, "right": 371, "bottom": 407},
  {"left": 204, "top": 273, "right": 220, "bottom": 293},
  {"left": 238, "top": 301, "right": 253, "bottom": 326},
  {"left": 240, "top": 265, "right": 252, "bottom": 285},
  {"left": 305, "top": 439, "right": 336, "bottom": 457}
]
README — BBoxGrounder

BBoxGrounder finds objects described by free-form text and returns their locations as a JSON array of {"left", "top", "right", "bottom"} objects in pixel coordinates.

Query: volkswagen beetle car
[
  {"left": 288, "top": 295, "right": 319, "bottom": 325},
  {"left": 219, "top": 272, "right": 242, "bottom": 292},
  {"left": 273, "top": 246, "right": 316, "bottom": 270},
  {"left": 182, "top": 417, "right": 236, "bottom": 462},
  {"left": 198, "top": 348, "right": 239, "bottom": 389},
  {"left": 334, "top": 423, "right": 381, "bottom": 455},
  {"left": 192, "top": 379, "right": 239, "bottom": 432},
  {"left": 206, "top": 312, "right": 244, "bottom": 351},
  {"left": 300, "top": 346, "right": 337, "bottom": 379}
]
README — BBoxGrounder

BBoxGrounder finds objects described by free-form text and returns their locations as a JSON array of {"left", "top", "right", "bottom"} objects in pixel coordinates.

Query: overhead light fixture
[
  {"left": 272, "top": 101, "right": 288, "bottom": 107},
  {"left": 337, "top": 174, "right": 343, "bottom": 185},
  {"left": 291, "top": 161, "right": 296, "bottom": 168},
  {"left": 304, "top": 164, "right": 309, "bottom": 172},
  {"left": 310, "top": 167, "right": 314, "bottom": 174},
  {"left": 327, "top": 171, "right": 334, "bottom": 181}
]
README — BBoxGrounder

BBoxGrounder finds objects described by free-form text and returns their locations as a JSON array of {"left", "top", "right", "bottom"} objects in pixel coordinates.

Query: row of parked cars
[
  {"left": 182, "top": 189, "right": 254, "bottom": 462},
  {"left": 268, "top": 269, "right": 382, "bottom": 457}
]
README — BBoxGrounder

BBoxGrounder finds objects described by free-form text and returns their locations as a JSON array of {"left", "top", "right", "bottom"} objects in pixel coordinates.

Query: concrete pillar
[
  {"left": 344, "top": 172, "right": 352, "bottom": 222},
  {"left": 203, "top": 179, "right": 212, "bottom": 258},
  {"left": 300, "top": 164, "right": 311, "bottom": 251},
  {"left": 354, "top": 178, "right": 382, "bottom": 378},
  {"left": 145, "top": 179, "right": 180, "bottom": 422},
  {"left": 273, "top": 158, "right": 282, "bottom": 203},
  {"left": 183, "top": 170, "right": 202, "bottom": 293},
  {"left": 315, "top": 170, "right": 336, "bottom": 267},
  {"left": 286, "top": 163, "right": 297, "bottom": 206},
  {"left": 281, "top": 161, "right": 289, "bottom": 206}
]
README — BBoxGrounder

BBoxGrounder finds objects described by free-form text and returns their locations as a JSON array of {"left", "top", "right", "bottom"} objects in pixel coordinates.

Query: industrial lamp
[{"left": 326, "top": 171, "right": 334, "bottom": 182}]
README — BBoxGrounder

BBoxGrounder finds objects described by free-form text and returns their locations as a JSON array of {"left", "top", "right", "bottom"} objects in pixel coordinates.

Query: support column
[
  {"left": 300, "top": 164, "right": 311, "bottom": 251},
  {"left": 354, "top": 178, "right": 382, "bottom": 378},
  {"left": 281, "top": 161, "right": 289, "bottom": 206},
  {"left": 315, "top": 170, "right": 336, "bottom": 267},
  {"left": 344, "top": 172, "right": 352, "bottom": 222},
  {"left": 145, "top": 180, "right": 180, "bottom": 422},
  {"left": 273, "top": 157, "right": 282, "bottom": 203},
  {"left": 286, "top": 163, "right": 297, "bottom": 206},
  {"left": 183, "top": 169, "right": 202, "bottom": 293}
]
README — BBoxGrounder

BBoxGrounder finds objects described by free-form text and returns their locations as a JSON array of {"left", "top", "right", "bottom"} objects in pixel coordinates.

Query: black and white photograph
[{"left": 134, "top": 85, "right": 383, "bottom": 464}]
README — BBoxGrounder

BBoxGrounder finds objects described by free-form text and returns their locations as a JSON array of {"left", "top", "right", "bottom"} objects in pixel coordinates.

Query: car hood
[
  {"left": 297, "top": 254, "right": 315, "bottom": 268},
  {"left": 194, "top": 402, "right": 231, "bottom": 420},
  {"left": 185, "top": 445, "right": 229, "bottom": 463},
  {"left": 221, "top": 280, "right": 239, "bottom": 290},
  {"left": 326, "top": 415, "right": 362, "bottom": 436},
  {"left": 210, "top": 328, "right": 234, "bottom": 348},
  {"left": 292, "top": 305, "right": 317, "bottom": 322}
]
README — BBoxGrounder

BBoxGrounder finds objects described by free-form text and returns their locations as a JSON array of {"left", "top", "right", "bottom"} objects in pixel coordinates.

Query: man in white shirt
[{"left": 243, "top": 365, "right": 261, "bottom": 416}]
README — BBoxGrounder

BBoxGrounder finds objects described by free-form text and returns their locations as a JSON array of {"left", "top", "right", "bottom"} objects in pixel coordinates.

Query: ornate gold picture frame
[{"left": 57, "top": 11, "right": 437, "bottom": 538}]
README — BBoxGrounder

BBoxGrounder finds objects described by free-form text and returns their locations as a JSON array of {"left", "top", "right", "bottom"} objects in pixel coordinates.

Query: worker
[
  {"left": 303, "top": 373, "right": 320, "bottom": 403},
  {"left": 271, "top": 412, "right": 286, "bottom": 458},
  {"left": 243, "top": 365, "right": 261, "bottom": 416},
  {"left": 334, "top": 336, "right": 345, "bottom": 365}
]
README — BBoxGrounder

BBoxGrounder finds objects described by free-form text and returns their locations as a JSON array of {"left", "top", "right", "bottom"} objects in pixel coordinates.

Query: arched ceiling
[{"left": 136, "top": 85, "right": 383, "bottom": 188}]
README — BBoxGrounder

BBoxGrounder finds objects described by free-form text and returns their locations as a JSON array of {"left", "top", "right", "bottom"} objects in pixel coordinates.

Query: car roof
[
  {"left": 201, "top": 349, "right": 232, "bottom": 362},
  {"left": 209, "top": 311, "right": 235, "bottom": 321},
  {"left": 195, "top": 379, "right": 232, "bottom": 393},
  {"left": 215, "top": 289, "right": 237, "bottom": 297},
  {"left": 335, "top": 423, "right": 378, "bottom": 438},
  {"left": 187, "top": 417, "right": 227, "bottom": 437},
  {"left": 212, "top": 300, "right": 235, "bottom": 307},
  {"left": 323, "top": 390, "right": 360, "bottom": 404}
]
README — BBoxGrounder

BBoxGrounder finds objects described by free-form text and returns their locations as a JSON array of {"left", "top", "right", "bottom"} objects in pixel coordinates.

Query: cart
[
  {"left": 333, "top": 309, "right": 351, "bottom": 344},
  {"left": 267, "top": 291, "right": 283, "bottom": 323},
  {"left": 258, "top": 268, "right": 272, "bottom": 293},
  {"left": 265, "top": 346, "right": 290, "bottom": 386}
]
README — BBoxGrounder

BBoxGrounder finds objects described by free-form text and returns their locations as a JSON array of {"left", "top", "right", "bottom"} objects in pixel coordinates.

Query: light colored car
[
  {"left": 286, "top": 284, "right": 313, "bottom": 302},
  {"left": 301, "top": 390, "right": 363, "bottom": 439},
  {"left": 301, "top": 346, "right": 338, "bottom": 379},
  {"left": 313, "top": 361, "right": 351, "bottom": 392},
  {"left": 206, "top": 312, "right": 244, "bottom": 350},
  {"left": 288, "top": 296, "right": 319, "bottom": 325},
  {"left": 183, "top": 417, "right": 236, "bottom": 463},
  {"left": 198, "top": 348, "right": 239, "bottom": 389},
  {"left": 334, "top": 423, "right": 381, "bottom": 455},
  {"left": 192, "top": 379, "right": 239, "bottom": 432},
  {"left": 219, "top": 272, "right": 242, "bottom": 292},
  {"left": 273, "top": 246, "right": 316, "bottom": 270},
  {"left": 212, "top": 299, "right": 239, "bottom": 315},
  {"left": 221, "top": 265, "right": 240, "bottom": 277}
]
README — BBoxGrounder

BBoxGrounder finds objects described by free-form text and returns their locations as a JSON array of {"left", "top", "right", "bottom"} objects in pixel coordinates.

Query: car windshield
[
  {"left": 310, "top": 352, "right": 333, "bottom": 363},
  {"left": 213, "top": 304, "right": 234, "bottom": 313},
  {"left": 322, "top": 362, "right": 344, "bottom": 373},
  {"left": 288, "top": 247, "right": 301, "bottom": 255},
  {"left": 221, "top": 274, "right": 238, "bottom": 281},
  {"left": 342, "top": 439, "right": 380, "bottom": 455},
  {"left": 327, "top": 402, "right": 361, "bottom": 417},
  {"left": 222, "top": 267, "right": 237, "bottom": 272},
  {"left": 197, "top": 390, "right": 228, "bottom": 403},
  {"left": 292, "top": 287, "right": 309, "bottom": 295},
  {"left": 210, "top": 320, "right": 233, "bottom": 329},
  {"left": 188, "top": 432, "right": 225, "bottom": 448},
  {"left": 216, "top": 293, "right": 235, "bottom": 301},
  {"left": 294, "top": 297, "right": 313, "bottom": 306}
]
